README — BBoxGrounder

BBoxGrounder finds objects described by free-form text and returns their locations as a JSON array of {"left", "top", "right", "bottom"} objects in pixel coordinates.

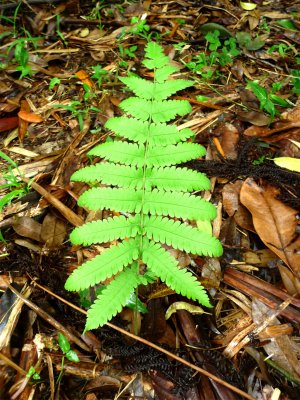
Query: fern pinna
[{"left": 65, "top": 42, "right": 222, "bottom": 331}]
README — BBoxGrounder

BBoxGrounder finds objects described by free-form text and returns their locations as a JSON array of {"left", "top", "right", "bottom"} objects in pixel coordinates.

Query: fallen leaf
[
  {"left": 240, "top": 1, "right": 257, "bottom": 11},
  {"left": 75, "top": 69, "right": 94, "bottom": 89},
  {"left": 222, "top": 180, "right": 254, "bottom": 231},
  {"left": 0, "top": 117, "right": 19, "bottom": 133},
  {"left": 273, "top": 156, "right": 300, "bottom": 172},
  {"left": 18, "top": 111, "right": 43, "bottom": 123},
  {"left": 240, "top": 178, "right": 300, "bottom": 277},
  {"left": 12, "top": 216, "right": 42, "bottom": 242},
  {"left": 40, "top": 213, "right": 67, "bottom": 248},
  {"left": 252, "top": 299, "right": 300, "bottom": 380},
  {"left": 237, "top": 110, "right": 271, "bottom": 126},
  {"left": 165, "top": 302, "right": 210, "bottom": 320}
]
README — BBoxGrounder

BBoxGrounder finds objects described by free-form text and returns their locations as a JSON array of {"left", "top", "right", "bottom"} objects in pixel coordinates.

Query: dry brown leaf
[
  {"left": 40, "top": 213, "right": 67, "bottom": 249},
  {"left": 237, "top": 111, "right": 271, "bottom": 126},
  {"left": 277, "top": 264, "right": 300, "bottom": 297},
  {"left": 18, "top": 111, "right": 43, "bottom": 123},
  {"left": 252, "top": 299, "right": 300, "bottom": 380},
  {"left": 0, "top": 117, "right": 19, "bottom": 133},
  {"left": 12, "top": 216, "right": 42, "bottom": 242},
  {"left": 222, "top": 180, "right": 254, "bottom": 231},
  {"left": 75, "top": 69, "right": 95, "bottom": 89},
  {"left": 240, "top": 178, "right": 300, "bottom": 277}
]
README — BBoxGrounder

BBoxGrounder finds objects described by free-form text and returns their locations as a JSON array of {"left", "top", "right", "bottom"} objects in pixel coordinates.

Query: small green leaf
[
  {"left": 49, "top": 77, "right": 60, "bottom": 90},
  {"left": 276, "top": 19, "right": 297, "bottom": 31},
  {"left": 125, "top": 292, "right": 148, "bottom": 313},
  {"left": 58, "top": 333, "right": 70, "bottom": 354},
  {"left": 269, "top": 94, "right": 290, "bottom": 108},
  {"left": 66, "top": 350, "right": 79, "bottom": 362}
]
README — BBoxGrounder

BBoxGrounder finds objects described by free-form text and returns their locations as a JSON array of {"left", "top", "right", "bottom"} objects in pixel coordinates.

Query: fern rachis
[{"left": 65, "top": 42, "right": 223, "bottom": 331}]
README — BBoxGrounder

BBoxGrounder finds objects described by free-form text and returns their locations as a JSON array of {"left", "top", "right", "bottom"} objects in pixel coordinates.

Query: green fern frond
[
  {"left": 70, "top": 215, "right": 140, "bottom": 245},
  {"left": 105, "top": 117, "right": 194, "bottom": 146},
  {"left": 85, "top": 263, "right": 147, "bottom": 331},
  {"left": 142, "top": 239, "right": 211, "bottom": 307},
  {"left": 143, "top": 216, "right": 222, "bottom": 256},
  {"left": 65, "top": 238, "right": 140, "bottom": 292},
  {"left": 65, "top": 41, "right": 222, "bottom": 330},
  {"left": 120, "top": 98, "right": 192, "bottom": 123},
  {"left": 119, "top": 76, "right": 194, "bottom": 101}
]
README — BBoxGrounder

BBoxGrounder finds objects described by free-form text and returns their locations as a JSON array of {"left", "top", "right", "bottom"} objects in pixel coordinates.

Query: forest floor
[{"left": 0, "top": 1, "right": 300, "bottom": 399}]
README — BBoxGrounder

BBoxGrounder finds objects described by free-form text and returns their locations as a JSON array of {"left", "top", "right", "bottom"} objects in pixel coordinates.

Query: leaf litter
[{"left": 0, "top": 1, "right": 300, "bottom": 399}]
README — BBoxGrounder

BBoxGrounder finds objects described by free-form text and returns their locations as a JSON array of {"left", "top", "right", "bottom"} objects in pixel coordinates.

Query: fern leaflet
[
  {"left": 142, "top": 238, "right": 211, "bottom": 307},
  {"left": 65, "top": 238, "right": 140, "bottom": 292},
  {"left": 85, "top": 264, "right": 147, "bottom": 331}
]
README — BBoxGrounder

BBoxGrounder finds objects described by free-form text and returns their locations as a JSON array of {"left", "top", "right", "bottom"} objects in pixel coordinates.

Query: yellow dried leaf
[
  {"left": 165, "top": 301, "right": 210, "bottom": 320},
  {"left": 240, "top": 1, "right": 257, "bottom": 10},
  {"left": 273, "top": 157, "right": 300, "bottom": 172}
]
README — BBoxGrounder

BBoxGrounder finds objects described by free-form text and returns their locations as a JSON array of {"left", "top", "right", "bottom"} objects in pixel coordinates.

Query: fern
[{"left": 65, "top": 42, "right": 223, "bottom": 331}]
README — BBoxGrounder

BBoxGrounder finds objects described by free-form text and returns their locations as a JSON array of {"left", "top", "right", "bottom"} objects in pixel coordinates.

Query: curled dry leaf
[
  {"left": 165, "top": 302, "right": 209, "bottom": 320},
  {"left": 240, "top": 178, "right": 300, "bottom": 277},
  {"left": 18, "top": 111, "right": 43, "bottom": 123}
]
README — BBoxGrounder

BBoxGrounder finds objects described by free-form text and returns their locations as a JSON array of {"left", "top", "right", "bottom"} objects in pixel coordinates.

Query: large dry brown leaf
[{"left": 240, "top": 178, "right": 300, "bottom": 277}]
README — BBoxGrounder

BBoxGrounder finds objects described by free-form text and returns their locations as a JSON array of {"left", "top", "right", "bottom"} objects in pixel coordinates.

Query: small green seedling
[
  {"left": 184, "top": 30, "right": 240, "bottom": 80},
  {"left": 0, "top": 151, "right": 30, "bottom": 213},
  {"left": 246, "top": 80, "right": 290, "bottom": 119},
  {"left": 91, "top": 64, "right": 108, "bottom": 88},
  {"left": 58, "top": 333, "right": 79, "bottom": 362},
  {"left": 49, "top": 77, "right": 61, "bottom": 90},
  {"left": 26, "top": 366, "right": 40, "bottom": 380},
  {"left": 129, "top": 16, "right": 151, "bottom": 41},
  {"left": 291, "top": 68, "right": 300, "bottom": 94},
  {"left": 268, "top": 43, "right": 296, "bottom": 58},
  {"left": 54, "top": 101, "right": 87, "bottom": 131},
  {"left": 6, "top": 34, "right": 40, "bottom": 79},
  {"left": 56, "top": 14, "right": 67, "bottom": 45}
]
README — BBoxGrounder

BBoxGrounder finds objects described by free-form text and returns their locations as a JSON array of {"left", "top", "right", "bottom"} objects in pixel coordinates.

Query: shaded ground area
[{"left": 0, "top": 1, "right": 300, "bottom": 399}]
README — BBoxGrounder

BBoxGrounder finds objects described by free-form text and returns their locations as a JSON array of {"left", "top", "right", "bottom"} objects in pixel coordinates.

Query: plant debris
[{"left": 0, "top": 1, "right": 300, "bottom": 399}]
